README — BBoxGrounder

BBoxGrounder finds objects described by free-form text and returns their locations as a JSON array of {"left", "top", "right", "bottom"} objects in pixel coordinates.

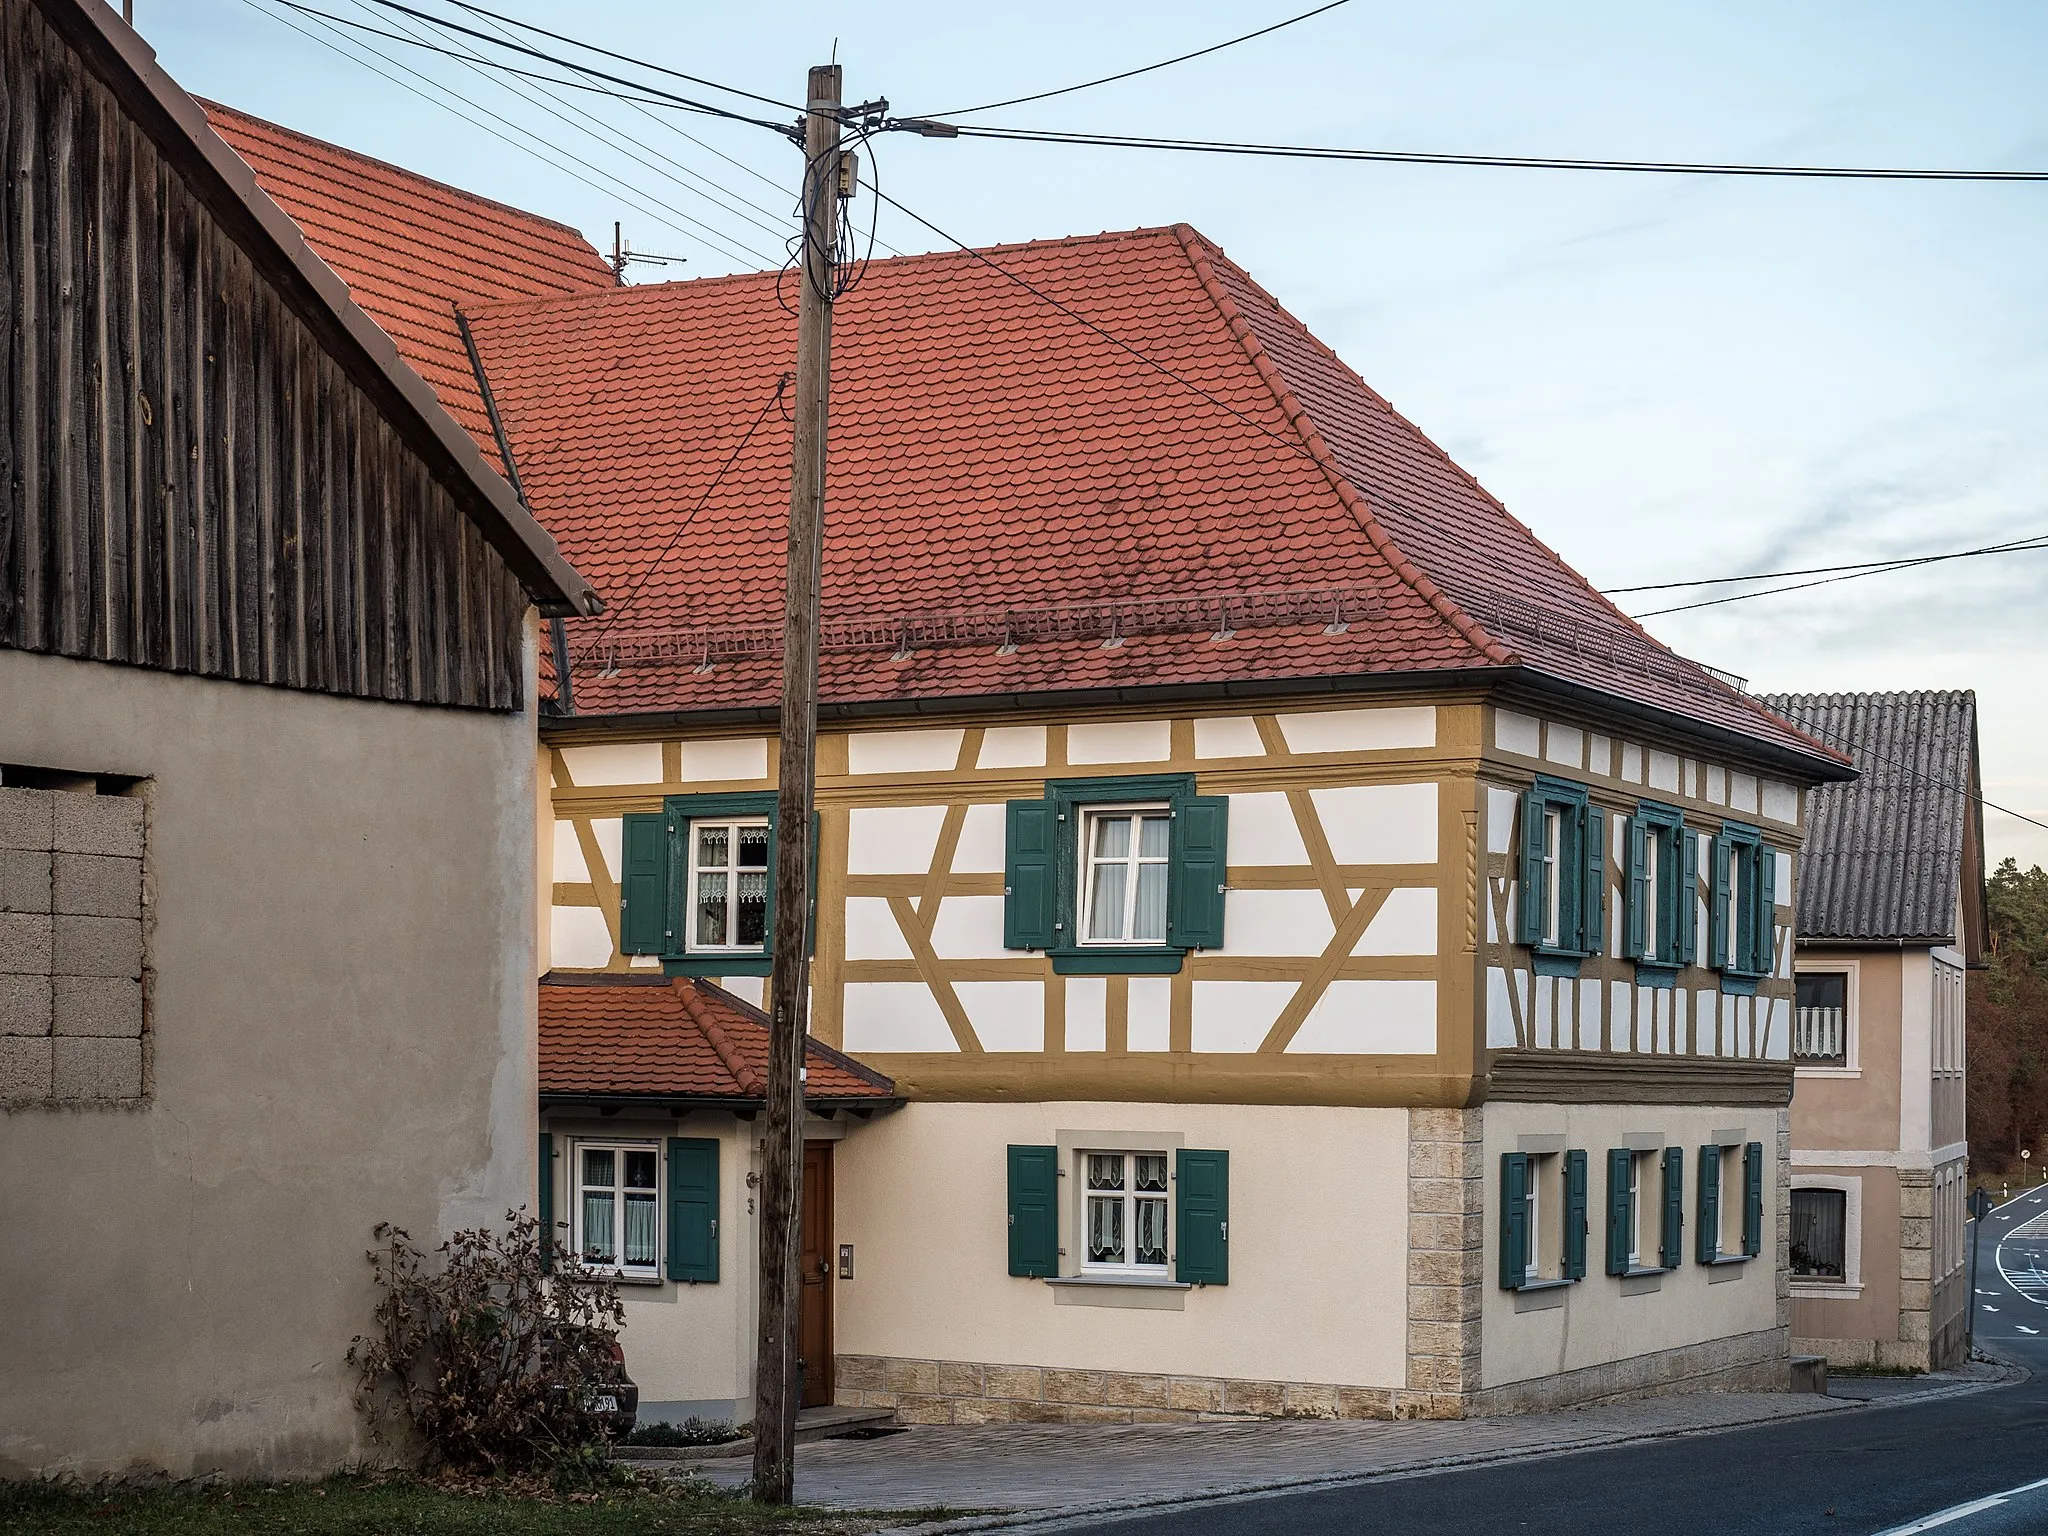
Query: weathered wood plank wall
[{"left": 0, "top": 0, "right": 526, "bottom": 709}]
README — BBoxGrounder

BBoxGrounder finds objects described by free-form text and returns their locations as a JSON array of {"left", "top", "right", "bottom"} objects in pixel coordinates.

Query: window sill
[
  {"left": 664, "top": 955, "right": 774, "bottom": 978},
  {"left": 1619, "top": 1269, "right": 1665, "bottom": 1296},
  {"left": 1794, "top": 1065, "right": 1860, "bottom": 1079},
  {"left": 1634, "top": 962, "right": 1680, "bottom": 990},
  {"left": 1718, "top": 973, "right": 1763, "bottom": 997},
  {"left": 1047, "top": 1274, "right": 1190, "bottom": 1311},
  {"left": 1507, "top": 1276, "right": 1574, "bottom": 1294},
  {"left": 1790, "top": 1281, "right": 1862, "bottom": 1299},
  {"left": 1511, "top": 1279, "right": 1572, "bottom": 1312},
  {"left": 1531, "top": 951, "right": 1587, "bottom": 978},
  {"left": 1705, "top": 1256, "right": 1751, "bottom": 1283},
  {"left": 591, "top": 1271, "right": 666, "bottom": 1287},
  {"left": 1050, "top": 948, "right": 1186, "bottom": 976}
]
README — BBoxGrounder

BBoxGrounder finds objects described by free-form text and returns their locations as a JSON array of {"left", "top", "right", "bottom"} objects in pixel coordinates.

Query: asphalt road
[{"left": 1072, "top": 1186, "right": 2048, "bottom": 1536}]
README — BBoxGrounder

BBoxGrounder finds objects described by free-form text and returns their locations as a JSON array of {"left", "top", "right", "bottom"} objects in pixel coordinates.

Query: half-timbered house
[
  {"left": 0, "top": 0, "right": 599, "bottom": 1478},
  {"left": 209, "top": 106, "right": 1858, "bottom": 1425}
]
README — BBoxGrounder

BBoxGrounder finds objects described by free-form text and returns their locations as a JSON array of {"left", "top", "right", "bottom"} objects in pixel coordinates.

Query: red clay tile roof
[
  {"left": 540, "top": 978, "right": 896, "bottom": 1102},
  {"left": 469, "top": 225, "right": 1839, "bottom": 770},
  {"left": 203, "top": 102, "right": 615, "bottom": 472}
]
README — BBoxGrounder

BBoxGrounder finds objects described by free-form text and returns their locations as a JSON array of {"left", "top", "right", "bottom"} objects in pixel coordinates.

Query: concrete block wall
[{"left": 0, "top": 787, "right": 147, "bottom": 1104}]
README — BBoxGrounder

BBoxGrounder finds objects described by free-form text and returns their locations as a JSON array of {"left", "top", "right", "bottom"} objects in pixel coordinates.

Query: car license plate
[{"left": 592, "top": 1395, "right": 618, "bottom": 1413}]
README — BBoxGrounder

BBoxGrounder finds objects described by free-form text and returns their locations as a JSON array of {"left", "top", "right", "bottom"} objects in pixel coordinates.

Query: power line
[
  {"left": 387, "top": 0, "right": 802, "bottom": 114},
  {"left": 1630, "top": 536, "right": 2048, "bottom": 618},
  {"left": 1606, "top": 535, "right": 2048, "bottom": 593},
  {"left": 1792, "top": 722, "right": 2048, "bottom": 838},
  {"left": 246, "top": 0, "right": 776, "bottom": 267},
  {"left": 921, "top": 1, "right": 1351, "bottom": 119},
  {"left": 904, "top": 122, "right": 2048, "bottom": 183},
  {"left": 341, "top": 0, "right": 794, "bottom": 254},
  {"left": 264, "top": 0, "right": 797, "bottom": 135}
]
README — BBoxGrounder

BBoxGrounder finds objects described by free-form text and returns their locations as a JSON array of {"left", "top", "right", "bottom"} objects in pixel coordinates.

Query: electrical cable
[
  {"left": 1792, "top": 725, "right": 2048, "bottom": 837},
  {"left": 919, "top": 1, "right": 1351, "bottom": 119},
  {"left": 1607, "top": 536, "right": 2048, "bottom": 594},
  {"left": 404, "top": 0, "right": 805, "bottom": 115},
  {"left": 244, "top": 0, "right": 775, "bottom": 267},
  {"left": 343, "top": 0, "right": 794, "bottom": 253},
  {"left": 582, "top": 374, "right": 793, "bottom": 650},
  {"left": 1630, "top": 537, "right": 2048, "bottom": 618},
  {"left": 262, "top": 0, "right": 798, "bottom": 135},
  {"left": 909, "top": 122, "right": 2048, "bottom": 183}
]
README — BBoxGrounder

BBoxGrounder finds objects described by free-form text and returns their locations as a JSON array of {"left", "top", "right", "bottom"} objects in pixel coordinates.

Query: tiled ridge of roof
[
  {"left": 1759, "top": 691, "right": 1978, "bottom": 944},
  {"left": 1186, "top": 232, "right": 1839, "bottom": 765},
  {"left": 202, "top": 102, "right": 615, "bottom": 472},
  {"left": 467, "top": 223, "right": 1836, "bottom": 766},
  {"left": 1171, "top": 227, "right": 1517, "bottom": 671},
  {"left": 538, "top": 977, "right": 894, "bottom": 1101}
]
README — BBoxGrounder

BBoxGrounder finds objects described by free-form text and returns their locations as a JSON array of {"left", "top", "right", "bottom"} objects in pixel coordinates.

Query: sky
[{"left": 141, "top": 0, "right": 2048, "bottom": 870}]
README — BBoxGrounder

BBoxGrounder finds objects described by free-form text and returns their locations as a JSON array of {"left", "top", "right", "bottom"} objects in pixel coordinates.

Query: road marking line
[
  {"left": 2018, "top": 1325, "right": 2039, "bottom": 1335},
  {"left": 1870, "top": 1476, "right": 2048, "bottom": 1536}
]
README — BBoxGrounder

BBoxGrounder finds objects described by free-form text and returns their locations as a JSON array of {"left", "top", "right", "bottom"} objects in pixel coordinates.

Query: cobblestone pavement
[{"left": 691, "top": 1390, "right": 1858, "bottom": 1518}]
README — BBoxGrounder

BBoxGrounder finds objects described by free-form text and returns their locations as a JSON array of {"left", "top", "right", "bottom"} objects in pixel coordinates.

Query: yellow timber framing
[{"left": 540, "top": 689, "right": 1813, "bottom": 1106}]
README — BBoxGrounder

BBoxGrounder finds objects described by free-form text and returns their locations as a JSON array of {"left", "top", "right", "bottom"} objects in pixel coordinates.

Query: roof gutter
[
  {"left": 538, "top": 1092, "right": 901, "bottom": 1113},
  {"left": 45, "top": 0, "right": 601, "bottom": 619}
]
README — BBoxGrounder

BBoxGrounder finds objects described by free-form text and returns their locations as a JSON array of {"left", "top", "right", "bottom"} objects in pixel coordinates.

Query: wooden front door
[{"left": 798, "top": 1141, "right": 834, "bottom": 1407}]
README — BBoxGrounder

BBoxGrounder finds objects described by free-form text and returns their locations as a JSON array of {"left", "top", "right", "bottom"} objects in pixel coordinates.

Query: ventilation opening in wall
[{"left": 0, "top": 763, "right": 144, "bottom": 796}]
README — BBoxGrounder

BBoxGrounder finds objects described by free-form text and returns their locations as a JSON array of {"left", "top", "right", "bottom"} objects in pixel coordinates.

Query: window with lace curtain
[
  {"left": 1082, "top": 1151, "right": 1170, "bottom": 1275},
  {"left": 687, "top": 818, "right": 770, "bottom": 953},
  {"left": 575, "top": 1141, "right": 661, "bottom": 1280}
]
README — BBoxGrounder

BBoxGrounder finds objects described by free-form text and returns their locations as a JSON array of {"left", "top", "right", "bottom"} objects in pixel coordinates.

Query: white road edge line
[{"left": 1870, "top": 1476, "right": 2048, "bottom": 1536}]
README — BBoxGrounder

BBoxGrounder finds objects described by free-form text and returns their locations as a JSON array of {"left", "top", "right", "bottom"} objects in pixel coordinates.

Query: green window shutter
[
  {"left": 1500, "top": 1152, "right": 1530, "bottom": 1290},
  {"left": 1676, "top": 829, "right": 1700, "bottom": 967},
  {"left": 1623, "top": 818, "right": 1649, "bottom": 960},
  {"left": 1172, "top": 795, "right": 1230, "bottom": 950},
  {"left": 1606, "top": 1149, "right": 1633, "bottom": 1275},
  {"left": 1517, "top": 790, "right": 1546, "bottom": 944},
  {"left": 1003, "top": 800, "right": 1058, "bottom": 950},
  {"left": 1660, "top": 1146, "right": 1685, "bottom": 1269},
  {"left": 666, "top": 1137, "right": 720, "bottom": 1283},
  {"left": 1006, "top": 1144, "right": 1059, "bottom": 1277},
  {"left": 538, "top": 1131, "right": 556, "bottom": 1274},
  {"left": 1710, "top": 835, "right": 1732, "bottom": 970},
  {"left": 1578, "top": 808, "right": 1605, "bottom": 955},
  {"left": 1754, "top": 845, "right": 1777, "bottom": 975},
  {"left": 1176, "top": 1148, "right": 1230, "bottom": 1285},
  {"left": 1563, "top": 1148, "right": 1589, "bottom": 1280},
  {"left": 1697, "top": 1144, "right": 1722, "bottom": 1264},
  {"left": 1743, "top": 1141, "right": 1765, "bottom": 1258},
  {"left": 619, "top": 812, "right": 672, "bottom": 956}
]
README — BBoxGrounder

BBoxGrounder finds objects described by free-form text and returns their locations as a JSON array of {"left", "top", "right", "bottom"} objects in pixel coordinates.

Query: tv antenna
[{"left": 610, "top": 221, "right": 687, "bottom": 281}]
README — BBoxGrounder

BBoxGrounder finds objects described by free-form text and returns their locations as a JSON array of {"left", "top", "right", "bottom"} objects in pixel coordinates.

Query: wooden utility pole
[{"left": 753, "top": 62, "right": 840, "bottom": 1506}]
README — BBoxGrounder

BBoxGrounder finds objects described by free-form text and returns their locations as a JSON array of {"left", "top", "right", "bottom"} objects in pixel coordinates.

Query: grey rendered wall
[{"left": 0, "top": 643, "right": 539, "bottom": 1479}]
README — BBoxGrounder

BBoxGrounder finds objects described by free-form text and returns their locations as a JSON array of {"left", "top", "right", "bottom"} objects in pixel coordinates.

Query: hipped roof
[
  {"left": 540, "top": 977, "right": 896, "bottom": 1105},
  {"left": 466, "top": 226, "right": 1842, "bottom": 773}
]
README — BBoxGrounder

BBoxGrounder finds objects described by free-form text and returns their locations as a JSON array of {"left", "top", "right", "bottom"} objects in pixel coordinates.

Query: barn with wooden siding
[{"left": 0, "top": 0, "right": 601, "bottom": 1480}]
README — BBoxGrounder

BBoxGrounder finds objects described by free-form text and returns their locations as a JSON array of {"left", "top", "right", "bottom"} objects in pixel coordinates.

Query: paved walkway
[{"left": 684, "top": 1366, "right": 2010, "bottom": 1527}]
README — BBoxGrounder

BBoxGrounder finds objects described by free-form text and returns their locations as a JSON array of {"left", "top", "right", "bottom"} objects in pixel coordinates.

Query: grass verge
[{"left": 0, "top": 1471, "right": 959, "bottom": 1535}]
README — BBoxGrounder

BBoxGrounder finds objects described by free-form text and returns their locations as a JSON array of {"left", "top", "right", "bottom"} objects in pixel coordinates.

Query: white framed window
[
  {"left": 1641, "top": 833, "right": 1661, "bottom": 963},
  {"left": 1627, "top": 1150, "right": 1651, "bottom": 1270},
  {"left": 574, "top": 1141, "right": 662, "bottom": 1279},
  {"left": 1793, "top": 959, "right": 1860, "bottom": 1077},
  {"left": 1933, "top": 957, "right": 1966, "bottom": 1077},
  {"left": 1540, "top": 807, "right": 1564, "bottom": 946},
  {"left": 1081, "top": 1150, "right": 1170, "bottom": 1275},
  {"left": 687, "top": 817, "right": 770, "bottom": 953},
  {"left": 1789, "top": 1173, "right": 1862, "bottom": 1296},
  {"left": 1078, "top": 805, "right": 1172, "bottom": 946}
]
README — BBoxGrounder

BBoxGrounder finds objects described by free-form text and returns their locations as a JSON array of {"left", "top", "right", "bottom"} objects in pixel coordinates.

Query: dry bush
[{"left": 347, "top": 1209, "right": 625, "bottom": 1480}]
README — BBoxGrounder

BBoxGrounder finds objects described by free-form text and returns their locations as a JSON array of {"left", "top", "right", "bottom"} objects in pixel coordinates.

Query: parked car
[{"left": 543, "top": 1324, "right": 638, "bottom": 1439}]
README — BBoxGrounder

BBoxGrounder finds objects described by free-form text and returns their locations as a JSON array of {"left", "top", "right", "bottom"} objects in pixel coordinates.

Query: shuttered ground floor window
[
  {"left": 1791, "top": 1187, "right": 1847, "bottom": 1280},
  {"left": 1008, "top": 1144, "right": 1229, "bottom": 1285},
  {"left": 540, "top": 1131, "right": 722, "bottom": 1284}
]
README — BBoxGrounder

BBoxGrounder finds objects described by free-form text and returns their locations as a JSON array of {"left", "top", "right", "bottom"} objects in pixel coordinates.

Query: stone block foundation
[{"left": 834, "top": 1355, "right": 1446, "bottom": 1424}]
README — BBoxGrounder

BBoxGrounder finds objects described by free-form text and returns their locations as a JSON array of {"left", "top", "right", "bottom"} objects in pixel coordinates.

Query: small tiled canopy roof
[
  {"left": 462, "top": 224, "right": 1844, "bottom": 775},
  {"left": 1760, "top": 691, "right": 1987, "bottom": 953},
  {"left": 540, "top": 977, "right": 896, "bottom": 1105}
]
